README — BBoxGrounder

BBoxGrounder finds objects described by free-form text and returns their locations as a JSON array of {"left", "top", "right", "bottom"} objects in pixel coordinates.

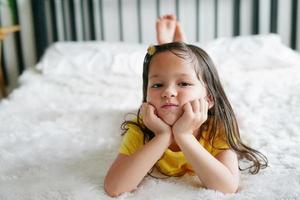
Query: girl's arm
[
  {"left": 174, "top": 134, "right": 239, "bottom": 193},
  {"left": 104, "top": 133, "right": 171, "bottom": 197},
  {"left": 104, "top": 103, "right": 172, "bottom": 197},
  {"left": 173, "top": 99, "right": 239, "bottom": 193}
]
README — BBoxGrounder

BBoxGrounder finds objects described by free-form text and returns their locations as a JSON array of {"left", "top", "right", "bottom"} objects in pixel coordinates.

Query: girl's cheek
[
  {"left": 180, "top": 90, "right": 202, "bottom": 104},
  {"left": 146, "top": 90, "right": 151, "bottom": 102},
  {"left": 146, "top": 90, "right": 156, "bottom": 103},
  {"left": 147, "top": 88, "right": 160, "bottom": 98},
  {"left": 192, "top": 88, "right": 207, "bottom": 99},
  {"left": 146, "top": 93, "right": 151, "bottom": 102}
]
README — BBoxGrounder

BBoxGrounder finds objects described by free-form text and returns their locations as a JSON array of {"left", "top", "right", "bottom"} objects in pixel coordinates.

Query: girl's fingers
[
  {"left": 204, "top": 101, "right": 209, "bottom": 120},
  {"left": 199, "top": 98, "right": 205, "bottom": 113},
  {"left": 140, "top": 103, "right": 147, "bottom": 117},
  {"left": 183, "top": 102, "right": 193, "bottom": 117},
  {"left": 200, "top": 98, "right": 204, "bottom": 113},
  {"left": 191, "top": 99, "right": 200, "bottom": 113},
  {"left": 147, "top": 104, "right": 159, "bottom": 120},
  {"left": 204, "top": 98, "right": 209, "bottom": 113},
  {"left": 145, "top": 103, "right": 150, "bottom": 116},
  {"left": 148, "top": 104, "right": 155, "bottom": 116},
  {"left": 200, "top": 98, "right": 209, "bottom": 118}
]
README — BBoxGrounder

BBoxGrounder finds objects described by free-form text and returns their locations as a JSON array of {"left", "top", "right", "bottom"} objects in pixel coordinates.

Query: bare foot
[
  {"left": 156, "top": 14, "right": 177, "bottom": 44},
  {"left": 174, "top": 21, "right": 187, "bottom": 42}
]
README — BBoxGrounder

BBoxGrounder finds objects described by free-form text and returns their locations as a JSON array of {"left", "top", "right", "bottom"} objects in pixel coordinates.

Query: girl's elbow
[
  {"left": 104, "top": 176, "right": 136, "bottom": 197},
  {"left": 104, "top": 187, "right": 121, "bottom": 197},
  {"left": 220, "top": 182, "right": 239, "bottom": 194},
  {"left": 224, "top": 185, "right": 238, "bottom": 194},
  {"left": 219, "top": 175, "right": 239, "bottom": 194},
  {"left": 229, "top": 178, "right": 239, "bottom": 193},
  {"left": 104, "top": 184, "right": 136, "bottom": 198},
  {"left": 104, "top": 180, "right": 122, "bottom": 197},
  {"left": 207, "top": 181, "right": 239, "bottom": 194},
  {"left": 104, "top": 176, "right": 122, "bottom": 197}
]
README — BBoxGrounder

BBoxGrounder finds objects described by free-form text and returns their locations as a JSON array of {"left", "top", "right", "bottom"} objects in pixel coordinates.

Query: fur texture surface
[{"left": 0, "top": 35, "right": 299, "bottom": 200}]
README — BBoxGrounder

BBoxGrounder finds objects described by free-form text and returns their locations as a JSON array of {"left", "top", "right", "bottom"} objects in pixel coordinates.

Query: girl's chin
[{"left": 160, "top": 115, "right": 179, "bottom": 126}]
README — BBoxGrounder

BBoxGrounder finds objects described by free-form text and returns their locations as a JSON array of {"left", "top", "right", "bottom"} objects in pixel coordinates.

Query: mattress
[{"left": 0, "top": 34, "right": 300, "bottom": 199}]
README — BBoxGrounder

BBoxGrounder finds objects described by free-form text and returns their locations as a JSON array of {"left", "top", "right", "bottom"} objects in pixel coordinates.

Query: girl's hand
[
  {"left": 172, "top": 98, "right": 209, "bottom": 138},
  {"left": 140, "top": 103, "right": 172, "bottom": 137}
]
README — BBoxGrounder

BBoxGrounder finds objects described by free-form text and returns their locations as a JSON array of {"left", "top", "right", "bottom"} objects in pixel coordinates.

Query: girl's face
[{"left": 147, "top": 51, "right": 209, "bottom": 125}]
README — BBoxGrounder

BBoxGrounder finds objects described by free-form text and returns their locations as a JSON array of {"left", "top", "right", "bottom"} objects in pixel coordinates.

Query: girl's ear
[{"left": 206, "top": 94, "right": 214, "bottom": 109}]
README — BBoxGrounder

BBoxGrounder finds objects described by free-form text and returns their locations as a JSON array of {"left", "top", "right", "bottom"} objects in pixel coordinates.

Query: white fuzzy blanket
[{"left": 0, "top": 35, "right": 300, "bottom": 200}]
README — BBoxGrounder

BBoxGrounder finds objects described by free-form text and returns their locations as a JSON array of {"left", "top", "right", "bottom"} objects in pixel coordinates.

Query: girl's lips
[{"left": 161, "top": 104, "right": 179, "bottom": 109}]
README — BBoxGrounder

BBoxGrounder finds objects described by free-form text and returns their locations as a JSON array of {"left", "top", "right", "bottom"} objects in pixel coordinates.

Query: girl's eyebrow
[
  {"left": 149, "top": 73, "right": 193, "bottom": 79},
  {"left": 149, "top": 75, "right": 159, "bottom": 79}
]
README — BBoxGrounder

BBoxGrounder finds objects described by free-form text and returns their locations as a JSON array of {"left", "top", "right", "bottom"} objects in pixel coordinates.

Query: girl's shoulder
[
  {"left": 201, "top": 118, "right": 228, "bottom": 144},
  {"left": 119, "top": 120, "right": 145, "bottom": 155},
  {"left": 122, "top": 117, "right": 145, "bottom": 137},
  {"left": 124, "top": 116, "right": 143, "bottom": 127},
  {"left": 199, "top": 119, "right": 230, "bottom": 156}
]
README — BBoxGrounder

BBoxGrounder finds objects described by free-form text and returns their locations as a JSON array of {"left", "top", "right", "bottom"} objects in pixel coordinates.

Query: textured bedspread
[{"left": 0, "top": 35, "right": 300, "bottom": 200}]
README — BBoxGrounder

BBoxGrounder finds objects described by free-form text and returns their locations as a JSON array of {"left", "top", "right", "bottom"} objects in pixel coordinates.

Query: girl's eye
[
  {"left": 151, "top": 83, "right": 163, "bottom": 88},
  {"left": 178, "top": 82, "right": 192, "bottom": 87}
]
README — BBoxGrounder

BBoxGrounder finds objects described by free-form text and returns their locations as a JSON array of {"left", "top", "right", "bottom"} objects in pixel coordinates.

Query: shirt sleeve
[
  {"left": 210, "top": 134, "right": 230, "bottom": 157},
  {"left": 119, "top": 124, "right": 144, "bottom": 155}
]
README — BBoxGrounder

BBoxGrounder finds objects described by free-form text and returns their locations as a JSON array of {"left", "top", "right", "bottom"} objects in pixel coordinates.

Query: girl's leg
[
  {"left": 156, "top": 14, "right": 177, "bottom": 44},
  {"left": 174, "top": 21, "right": 187, "bottom": 42},
  {"left": 156, "top": 14, "right": 187, "bottom": 44}
]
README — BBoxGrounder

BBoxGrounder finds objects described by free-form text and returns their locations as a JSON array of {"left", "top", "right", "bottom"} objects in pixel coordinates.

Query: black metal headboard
[
  {"left": 1, "top": 0, "right": 299, "bottom": 97},
  {"left": 31, "top": 0, "right": 299, "bottom": 62}
]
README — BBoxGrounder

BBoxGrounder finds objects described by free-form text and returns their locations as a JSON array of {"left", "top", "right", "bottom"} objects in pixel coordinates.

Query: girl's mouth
[{"left": 161, "top": 103, "right": 179, "bottom": 109}]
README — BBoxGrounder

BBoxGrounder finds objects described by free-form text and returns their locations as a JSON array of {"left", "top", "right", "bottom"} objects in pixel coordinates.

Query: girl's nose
[{"left": 161, "top": 86, "right": 177, "bottom": 98}]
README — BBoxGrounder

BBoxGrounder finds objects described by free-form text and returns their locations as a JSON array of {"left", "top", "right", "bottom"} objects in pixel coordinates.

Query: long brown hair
[{"left": 122, "top": 42, "right": 268, "bottom": 174}]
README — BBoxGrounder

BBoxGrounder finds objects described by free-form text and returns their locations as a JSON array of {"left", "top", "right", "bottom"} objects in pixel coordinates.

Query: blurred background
[{"left": 0, "top": 0, "right": 299, "bottom": 98}]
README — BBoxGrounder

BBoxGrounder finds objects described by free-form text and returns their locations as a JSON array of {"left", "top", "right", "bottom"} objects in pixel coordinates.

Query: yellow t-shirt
[{"left": 119, "top": 123, "right": 229, "bottom": 176}]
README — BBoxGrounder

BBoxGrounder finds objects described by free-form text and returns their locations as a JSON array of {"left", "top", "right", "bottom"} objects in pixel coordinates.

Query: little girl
[{"left": 104, "top": 15, "right": 268, "bottom": 197}]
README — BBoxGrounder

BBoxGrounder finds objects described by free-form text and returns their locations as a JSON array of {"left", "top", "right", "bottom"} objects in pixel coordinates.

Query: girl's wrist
[
  {"left": 173, "top": 129, "right": 193, "bottom": 137},
  {"left": 174, "top": 132, "right": 194, "bottom": 143},
  {"left": 155, "top": 133, "right": 173, "bottom": 146}
]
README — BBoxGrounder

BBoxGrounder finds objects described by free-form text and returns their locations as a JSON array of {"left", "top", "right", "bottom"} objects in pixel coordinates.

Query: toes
[{"left": 163, "top": 14, "right": 176, "bottom": 21}]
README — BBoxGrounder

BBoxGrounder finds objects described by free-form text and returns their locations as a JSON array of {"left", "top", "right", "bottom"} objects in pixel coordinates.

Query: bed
[
  {"left": 1, "top": 0, "right": 300, "bottom": 199},
  {"left": 0, "top": 34, "right": 300, "bottom": 199}
]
